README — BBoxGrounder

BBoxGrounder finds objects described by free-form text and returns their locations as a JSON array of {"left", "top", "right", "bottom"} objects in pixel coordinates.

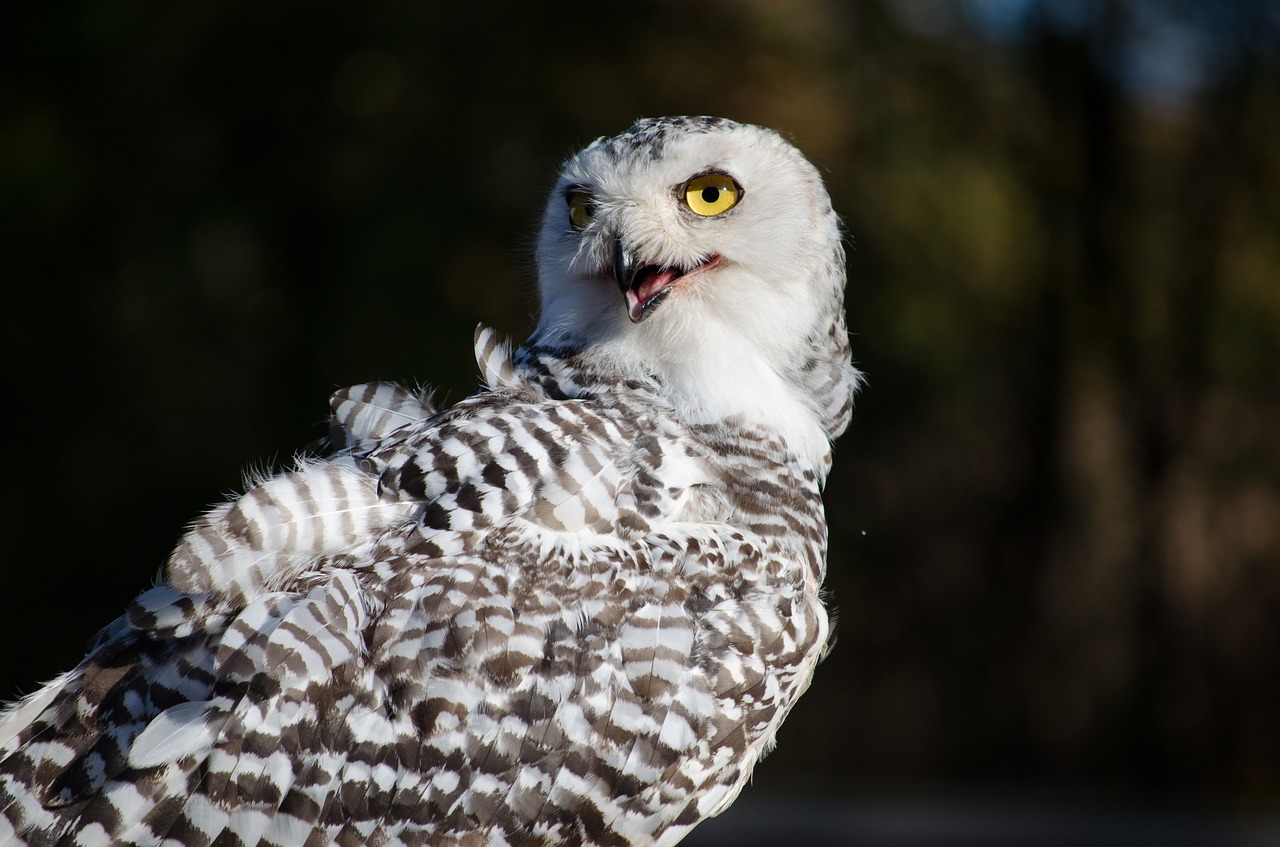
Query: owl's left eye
[
  {"left": 566, "top": 190, "right": 596, "bottom": 230},
  {"left": 683, "top": 174, "right": 741, "bottom": 217}
]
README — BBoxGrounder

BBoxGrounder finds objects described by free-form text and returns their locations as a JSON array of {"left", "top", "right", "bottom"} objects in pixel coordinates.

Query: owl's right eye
[{"left": 566, "top": 190, "right": 596, "bottom": 230}]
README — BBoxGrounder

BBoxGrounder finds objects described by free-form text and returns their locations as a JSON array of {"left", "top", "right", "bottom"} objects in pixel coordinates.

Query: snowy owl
[{"left": 0, "top": 116, "right": 861, "bottom": 846}]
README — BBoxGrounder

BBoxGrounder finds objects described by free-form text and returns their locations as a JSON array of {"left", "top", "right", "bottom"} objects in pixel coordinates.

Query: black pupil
[{"left": 701, "top": 186, "right": 720, "bottom": 204}]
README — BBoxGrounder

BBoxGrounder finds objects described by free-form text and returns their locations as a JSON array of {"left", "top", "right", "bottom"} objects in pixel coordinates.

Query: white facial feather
[{"left": 534, "top": 117, "right": 859, "bottom": 470}]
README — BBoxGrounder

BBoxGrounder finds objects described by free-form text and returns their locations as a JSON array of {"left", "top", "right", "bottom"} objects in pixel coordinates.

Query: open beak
[{"left": 610, "top": 237, "right": 721, "bottom": 324}]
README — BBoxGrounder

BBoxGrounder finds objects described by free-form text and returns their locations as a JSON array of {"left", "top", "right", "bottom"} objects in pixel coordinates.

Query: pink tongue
[
  {"left": 626, "top": 267, "right": 680, "bottom": 322},
  {"left": 633, "top": 266, "right": 679, "bottom": 303}
]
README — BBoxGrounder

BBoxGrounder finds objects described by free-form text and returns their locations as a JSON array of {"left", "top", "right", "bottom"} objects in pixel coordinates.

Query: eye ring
[
  {"left": 565, "top": 189, "right": 596, "bottom": 230},
  {"left": 682, "top": 173, "right": 741, "bottom": 217}
]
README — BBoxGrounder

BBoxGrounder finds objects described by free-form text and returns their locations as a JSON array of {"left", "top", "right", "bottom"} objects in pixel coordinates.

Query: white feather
[{"left": 127, "top": 700, "right": 220, "bottom": 769}]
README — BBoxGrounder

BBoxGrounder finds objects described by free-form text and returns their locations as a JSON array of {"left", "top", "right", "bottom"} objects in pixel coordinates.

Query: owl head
[{"left": 532, "top": 117, "right": 858, "bottom": 464}]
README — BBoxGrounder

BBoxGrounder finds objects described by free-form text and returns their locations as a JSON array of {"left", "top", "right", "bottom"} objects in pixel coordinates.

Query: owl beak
[
  {"left": 612, "top": 238, "right": 638, "bottom": 294},
  {"left": 610, "top": 237, "right": 723, "bottom": 323},
  {"left": 611, "top": 237, "right": 677, "bottom": 324}
]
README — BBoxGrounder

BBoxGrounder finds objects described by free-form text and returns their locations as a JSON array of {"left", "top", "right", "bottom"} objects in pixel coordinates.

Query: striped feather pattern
[{"left": 329, "top": 383, "right": 437, "bottom": 450}]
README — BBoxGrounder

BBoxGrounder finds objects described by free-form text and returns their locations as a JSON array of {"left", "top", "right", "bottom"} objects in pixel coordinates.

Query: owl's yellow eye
[
  {"left": 683, "top": 174, "right": 740, "bottom": 217},
  {"left": 567, "top": 190, "right": 596, "bottom": 230}
]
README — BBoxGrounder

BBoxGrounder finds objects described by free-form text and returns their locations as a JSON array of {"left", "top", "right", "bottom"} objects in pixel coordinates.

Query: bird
[{"left": 0, "top": 116, "right": 861, "bottom": 847}]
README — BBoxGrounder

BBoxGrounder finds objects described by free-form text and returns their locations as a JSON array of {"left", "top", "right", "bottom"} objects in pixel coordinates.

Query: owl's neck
[
  {"left": 518, "top": 319, "right": 850, "bottom": 477},
  {"left": 657, "top": 340, "right": 836, "bottom": 472}
]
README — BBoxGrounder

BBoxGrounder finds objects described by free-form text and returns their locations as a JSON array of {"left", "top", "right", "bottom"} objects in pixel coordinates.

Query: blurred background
[{"left": 3, "top": 0, "right": 1279, "bottom": 843}]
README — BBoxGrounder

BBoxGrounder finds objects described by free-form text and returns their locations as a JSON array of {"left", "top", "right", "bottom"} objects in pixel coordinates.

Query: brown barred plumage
[{"left": 0, "top": 116, "right": 861, "bottom": 847}]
